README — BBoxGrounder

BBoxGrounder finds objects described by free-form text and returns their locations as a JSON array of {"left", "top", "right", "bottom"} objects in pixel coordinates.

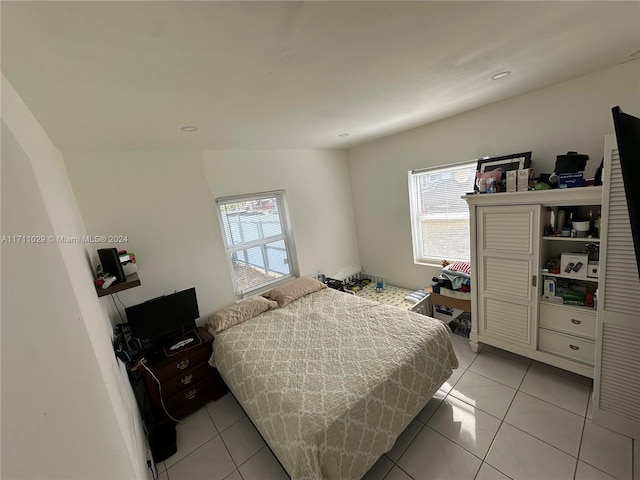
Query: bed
[{"left": 208, "top": 278, "right": 458, "bottom": 480}]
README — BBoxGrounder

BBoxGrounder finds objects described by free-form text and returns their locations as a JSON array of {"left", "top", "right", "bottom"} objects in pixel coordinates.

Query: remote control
[{"left": 169, "top": 338, "right": 194, "bottom": 351}]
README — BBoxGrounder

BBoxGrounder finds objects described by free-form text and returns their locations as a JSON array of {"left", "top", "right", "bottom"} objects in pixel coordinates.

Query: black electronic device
[
  {"left": 112, "top": 330, "right": 142, "bottom": 364},
  {"left": 98, "top": 248, "right": 126, "bottom": 283},
  {"left": 324, "top": 278, "right": 344, "bottom": 291},
  {"left": 612, "top": 106, "right": 640, "bottom": 280},
  {"left": 554, "top": 151, "right": 589, "bottom": 174},
  {"left": 125, "top": 287, "right": 199, "bottom": 346}
]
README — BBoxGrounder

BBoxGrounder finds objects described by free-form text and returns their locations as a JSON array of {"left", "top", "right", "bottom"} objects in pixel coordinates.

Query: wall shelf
[
  {"left": 96, "top": 273, "right": 141, "bottom": 297},
  {"left": 541, "top": 271, "right": 599, "bottom": 283},
  {"left": 542, "top": 236, "right": 600, "bottom": 243}
]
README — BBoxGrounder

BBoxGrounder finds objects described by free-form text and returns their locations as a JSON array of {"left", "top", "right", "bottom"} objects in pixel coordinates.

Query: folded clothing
[
  {"left": 432, "top": 275, "right": 470, "bottom": 293},
  {"left": 404, "top": 290, "right": 428, "bottom": 304},
  {"left": 444, "top": 261, "right": 471, "bottom": 276}
]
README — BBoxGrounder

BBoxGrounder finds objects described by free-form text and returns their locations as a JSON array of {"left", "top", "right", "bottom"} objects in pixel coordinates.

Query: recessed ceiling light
[
  {"left": 180, "top": 126, "right": 198, "bottom": 132},
  {"left": 338, "top": 133, "right": 350, "bottom": 137},
  {"left": 491, "top": 71, "right": 511, "bottom": 80}
]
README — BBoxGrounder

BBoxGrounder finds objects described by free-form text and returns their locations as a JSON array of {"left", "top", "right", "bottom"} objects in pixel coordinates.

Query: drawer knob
[
  {"left": 177, "top": 359, "right": 190, "bottom": 370},
  {"left": 571, "top": 319, "right": 582, "bottom": 325},
  {"left": 181, "top": 374, "right": 193, "bottom": 385},
  {"left": 569, "top": 344, "right": 580, "bottom": 350},
  {"left": 185, "top": 389, "right": 197, "bottom": 400}
]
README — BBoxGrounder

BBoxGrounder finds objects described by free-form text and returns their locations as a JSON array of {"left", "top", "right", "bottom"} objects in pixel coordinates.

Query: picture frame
[{"left": 475, "top": 151, "right": 532, "bottom": 191}]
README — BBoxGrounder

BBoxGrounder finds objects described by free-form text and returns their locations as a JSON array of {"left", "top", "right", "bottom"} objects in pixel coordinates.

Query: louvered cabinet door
[
  {"left": 593, "top": 134, "right": 640, "bottom": 439},
  {"left": 476, "top": 205, "right": 540, "bottom": 349}
]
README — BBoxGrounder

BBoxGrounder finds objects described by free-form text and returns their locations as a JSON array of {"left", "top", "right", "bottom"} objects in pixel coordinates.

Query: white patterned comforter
[{"left": 210, "top": 288, "right": 458, "bottom": 480}]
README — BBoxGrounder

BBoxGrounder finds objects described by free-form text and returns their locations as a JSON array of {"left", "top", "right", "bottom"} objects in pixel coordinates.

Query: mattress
[
  {"left": 349, "top": 281, "right": 414, "bottom": 308},
  {"left": 211, "top": 288, "right": 458, "bottom": 480}
]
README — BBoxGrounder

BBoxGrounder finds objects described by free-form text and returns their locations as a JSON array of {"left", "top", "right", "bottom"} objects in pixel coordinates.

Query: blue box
[{"left": 558, "top": 172, "right": 584, "bottom": 188}]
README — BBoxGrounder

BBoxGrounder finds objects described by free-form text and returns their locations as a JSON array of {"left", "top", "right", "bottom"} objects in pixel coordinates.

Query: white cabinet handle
[
  {"left": 571, "top": 319, "right": 582, "bottom": 325},
  {"left": 570, "top": 344, "right": 580, "bottom": 350}
]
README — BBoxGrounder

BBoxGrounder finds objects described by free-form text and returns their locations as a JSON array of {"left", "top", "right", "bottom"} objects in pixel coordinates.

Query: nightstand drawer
[
  {"left": 160, "top": 362, "right": 215, "bottom": 398},
  {"left": 153, "top": 347, "right": 211, "bottom": 382},
  {"left": 539, "top": 303, "right": 596, "bottom": 340},
  {"left": 538, "top": 329, "right": 595, "bottom": 365},
  {"left": 164, "top": 377, "right": 215, "bottom": 418}
]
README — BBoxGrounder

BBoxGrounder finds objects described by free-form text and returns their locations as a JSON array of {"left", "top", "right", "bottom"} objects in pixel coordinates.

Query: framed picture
[{"left": 475, "top": 152, "right": 532, "bottom": 191}]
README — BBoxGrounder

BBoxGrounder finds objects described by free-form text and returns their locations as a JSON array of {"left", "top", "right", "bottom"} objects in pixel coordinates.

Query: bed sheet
[
  {"left": 349, "top": 281, "right": 414, "bottom": 308},
  {"left": 211, "top": 288, "right": 458, "bottom": 480}
]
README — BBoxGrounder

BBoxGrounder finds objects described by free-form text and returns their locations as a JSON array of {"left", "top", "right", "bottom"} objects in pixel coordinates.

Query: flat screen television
[
  {"left": 612, "top": 106, "right": 640, "bottom": 280},
  {"left": 125, "top": 287, "right": 199, "bottom": 343}
]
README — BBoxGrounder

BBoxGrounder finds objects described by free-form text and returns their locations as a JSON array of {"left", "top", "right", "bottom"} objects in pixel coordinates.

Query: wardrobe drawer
[
  {"left": 538, "top": 329, "right": 595, "bottom": 365},
  {"left": 539, "top": 303, "right": 596, "bottom": 340}
]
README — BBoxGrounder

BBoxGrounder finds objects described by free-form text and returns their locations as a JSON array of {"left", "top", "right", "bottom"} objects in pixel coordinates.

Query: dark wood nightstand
[{"left": 139, "top": 327, "right": 228, "bottom": 421}]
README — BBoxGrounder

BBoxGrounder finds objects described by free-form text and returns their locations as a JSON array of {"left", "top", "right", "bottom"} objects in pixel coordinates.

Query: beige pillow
[
  {"left": 263, "top": 276, "right": 327, "bottom": 307},
  {"left": 208, "top": 296, "right": 278, "bottom": 333}
]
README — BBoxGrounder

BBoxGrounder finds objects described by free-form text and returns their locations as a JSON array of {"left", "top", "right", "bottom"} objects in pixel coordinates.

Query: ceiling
[{"left": 2, "top": 1, "right": 639, "bottom": 152}]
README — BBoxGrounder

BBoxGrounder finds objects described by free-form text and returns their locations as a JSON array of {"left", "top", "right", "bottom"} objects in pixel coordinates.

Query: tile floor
[{"left": 155, "top": 334, "right": 636, "bottom": 480}]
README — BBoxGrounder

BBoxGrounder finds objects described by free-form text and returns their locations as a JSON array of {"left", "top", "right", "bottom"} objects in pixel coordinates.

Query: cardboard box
[
  {"left": 558, "top": 172, "right": 584, "bottom": 189},
  {"left": 432, "top": 303, "right": 466, "bottom": 323},
  {"left": 587, "top": 262, "right": 599, "bottom": 278},
  {"left": 429, "top": 291, "right": 472, "bottom": 311},
  {"left": 506, "top": 170, "right": 517, "bottom": 193},
  {"left": 517, "top": 168, "right": 533, "bottom": 192},
  {"left": 560, "top": 253, "right": 588, "bottom": 278}
]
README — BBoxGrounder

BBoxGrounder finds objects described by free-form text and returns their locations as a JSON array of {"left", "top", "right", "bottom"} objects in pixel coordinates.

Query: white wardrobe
[
  {"left": 592, "top": 134, "right": 640, "bottom": 440},
  {"left": 466, "top": 187, "right": 601, "bottom": 379},
  {"left": 466, "top": 134, "right": 639, "bottom": 439}
]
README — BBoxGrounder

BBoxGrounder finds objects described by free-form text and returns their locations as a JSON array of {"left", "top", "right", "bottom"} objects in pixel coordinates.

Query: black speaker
[
  {"left": 149, "top": 422, "right": 177, "bottom": 463},
  {"left": 97, "top": 248, "right": 126, "bottom": 283}
]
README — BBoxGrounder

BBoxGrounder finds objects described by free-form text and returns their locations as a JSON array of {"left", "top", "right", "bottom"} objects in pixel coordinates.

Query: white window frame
[
  {"left": 216, "top": 190, "right": 299, "bottom": 298},
  {"left": 408, "top": 160, "right": 477, "bottom": 266}
]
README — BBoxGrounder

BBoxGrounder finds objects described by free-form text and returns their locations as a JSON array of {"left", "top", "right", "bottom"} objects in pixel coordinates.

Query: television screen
[
  {"left": 125, "top": 287, "right": 199, "bottom": 341},
  {"left": 612, "top": 106, "right": 640, "bottom": 280}
]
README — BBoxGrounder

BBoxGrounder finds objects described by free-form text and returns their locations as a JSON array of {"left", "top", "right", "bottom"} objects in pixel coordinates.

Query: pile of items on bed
[{"left": 431, "top": 261, "right": 472, "bottom": 337}]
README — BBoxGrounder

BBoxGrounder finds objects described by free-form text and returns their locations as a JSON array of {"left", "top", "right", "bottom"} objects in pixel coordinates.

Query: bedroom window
[
  {"left": 408, "top": 161, "right": 477, "bottom": 265},
  {"left": 216, "top": 190, "right": 298, "bottom": 297}
]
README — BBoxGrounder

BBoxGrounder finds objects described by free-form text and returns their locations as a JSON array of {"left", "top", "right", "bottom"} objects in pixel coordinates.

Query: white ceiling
[{"left": 2, "top": 1, "right": 639, "bottom": 151}]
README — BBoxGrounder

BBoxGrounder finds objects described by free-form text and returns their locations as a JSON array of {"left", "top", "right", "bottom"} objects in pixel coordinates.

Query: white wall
[
  {"left": 1, "top": 76, "right": 148, "bottom": 479},
  {"left": 64, "top": 148, "right": 359, "bottom": 313},
  {"left": 347, "top": 61, "right": 640, "bottom": 289},
  {"left": 202, "top": 149, "right": 360, "bottom": 287}
]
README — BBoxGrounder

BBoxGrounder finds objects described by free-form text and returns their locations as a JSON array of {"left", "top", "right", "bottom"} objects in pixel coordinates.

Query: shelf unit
[
  {"left": 465, "top": 186, "right": 602, "bottom": 378},
  {"left": 538, "top": 196, "right": 601, "bottom": 373},
  {"left": 542, "top": 236, "right": 600, "bottom": 243},
  {"left": 542, "top": 272, "right": 599, "bottom": 283},
  {"left": 95, "top": 273, "right": 141, "bottom": 297},
  {"left": 539, "top": 298, "right": 596, "bottom": 312}
]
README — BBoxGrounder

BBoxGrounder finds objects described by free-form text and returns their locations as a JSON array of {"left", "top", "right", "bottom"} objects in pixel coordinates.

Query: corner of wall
[{"left": 2, "top": 73, "right": 150, "bottom": 479}]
